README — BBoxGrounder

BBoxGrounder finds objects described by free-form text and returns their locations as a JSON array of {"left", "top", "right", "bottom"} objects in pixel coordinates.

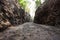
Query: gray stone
[{"left": 0, "top": 22, "right": 60, "bottom": 40}]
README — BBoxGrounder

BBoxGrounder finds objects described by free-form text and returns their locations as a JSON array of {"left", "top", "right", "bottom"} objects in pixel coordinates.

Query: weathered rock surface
[
  {"left": 0, "top": 22, "right": 60, "bottom": 40},
  {"left": 34, "top": 0, "right": 60, "bottom": 26},
  {"left": 0, "top": 0, "right": 31, "bottom": 31}
]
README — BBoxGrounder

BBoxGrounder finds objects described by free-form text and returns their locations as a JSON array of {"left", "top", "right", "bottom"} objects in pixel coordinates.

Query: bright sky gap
[{"left": 27, "top": 0, "right": 45, "bottom": 21}]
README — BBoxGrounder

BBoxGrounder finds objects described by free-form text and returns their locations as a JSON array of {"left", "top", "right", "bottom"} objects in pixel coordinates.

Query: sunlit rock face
[
  {"left": 0, "top": 22, "right": 60, "bottom": 40},
  {"left": 34, "top": 0, "right": 60, "bottom": 26},
  {"left": 0, "top": 0, "right": 31, "bottom": 31}
]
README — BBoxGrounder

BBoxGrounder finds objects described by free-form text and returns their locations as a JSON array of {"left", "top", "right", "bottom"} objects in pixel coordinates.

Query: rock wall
[
  {"left": 0, "top": 0, "right": 31, "bottom": 31},
  {"left": 34, "top": 0, "right": 60, "bottom": 26}
]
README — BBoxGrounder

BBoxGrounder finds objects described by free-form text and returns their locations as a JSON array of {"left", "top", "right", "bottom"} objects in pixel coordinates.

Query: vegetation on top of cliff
[{"left": 18, "top": 0, "right": 41, "bottom": 12}]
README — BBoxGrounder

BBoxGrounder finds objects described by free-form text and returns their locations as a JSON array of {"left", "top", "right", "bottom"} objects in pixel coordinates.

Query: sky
[
  {"left": 27, "top": 0, "right": 36, "bottom": 21},
  {"left": 27, "top": 0, "right": 45, "bottom": 21},
  {"left": 41, "top": 0, "right": 45, "bottom": 4}
]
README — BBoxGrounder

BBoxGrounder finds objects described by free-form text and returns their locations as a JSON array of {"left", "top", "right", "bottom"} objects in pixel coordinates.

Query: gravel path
[{"left": 0, "top": 22, "right": 60, "bottom": 40}]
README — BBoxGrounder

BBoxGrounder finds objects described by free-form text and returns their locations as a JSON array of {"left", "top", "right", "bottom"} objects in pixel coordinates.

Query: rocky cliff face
[
  {"left": 0, "top": 22, "right": 60, "bottom": 40},
  {"left": 34, "top": 0, "right": 60, "bottom": 26},
  {"left": 0, "top": 0, "right": 31, "bottom": 31}
]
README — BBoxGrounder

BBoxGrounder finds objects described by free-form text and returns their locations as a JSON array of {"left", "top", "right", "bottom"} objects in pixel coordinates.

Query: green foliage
[
  {"left": 18, "top": 0, "right": 41, "bottom": 12},
  {"left": 18, "top": 0, "right": 27, "bottom": 9},
  {"left": 35, "top": 0, "right": 41, "bottom": 8},
  {"left": 18, "top": 0, "right": 30, "bottom": 12}
]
